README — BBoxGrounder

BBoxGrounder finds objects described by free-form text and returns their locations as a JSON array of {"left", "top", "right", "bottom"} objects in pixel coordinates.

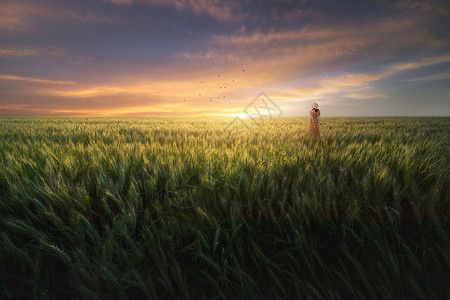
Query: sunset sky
[{"left": 1, "top": 0, "right": 449, "bottom": 117}]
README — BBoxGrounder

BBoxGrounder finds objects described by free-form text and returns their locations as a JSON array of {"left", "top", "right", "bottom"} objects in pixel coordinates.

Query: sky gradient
[{"left": 1, "top": 0, "right": 449, "bottom": 117}]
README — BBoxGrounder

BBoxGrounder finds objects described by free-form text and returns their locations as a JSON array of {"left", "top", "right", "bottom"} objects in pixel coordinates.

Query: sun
[
  {"left": 212, "top": 113, "right": 251, "bottom": 119},
  {"left": 234, "top": 113, "right": 250, "bottom": 119}
]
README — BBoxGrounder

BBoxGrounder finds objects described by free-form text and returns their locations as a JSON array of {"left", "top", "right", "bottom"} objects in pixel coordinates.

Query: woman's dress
[{"left": 309, "top": 109, "right": 320, "bottom": 139}]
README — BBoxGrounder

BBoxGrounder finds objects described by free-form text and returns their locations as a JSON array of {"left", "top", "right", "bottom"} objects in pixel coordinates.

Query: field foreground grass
[{"left": 0, "top": 117, "right": 449, "bottom": 299}]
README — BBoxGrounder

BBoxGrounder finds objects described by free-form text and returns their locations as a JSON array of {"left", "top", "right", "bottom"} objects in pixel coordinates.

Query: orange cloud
[
  {"left": 0, "top": 104, "right": 101, "bottom": 117},
  {"left": 0, "top": 2, "right": 37, "bottom": 31},
  {"left": 0, "top": 46, "right": 65, "bottom": 57},
  {"left": 15, "top": 48, "right": 448, "bottom": 117},
  {"left": 0, "top": 48, "right": 40, "bottom": 57},
  {"left": 0, "top": 74, "right": 74, "bottom": 85},
  {"left": 173, "top": 18, "right": 439, "bottom": 100}
]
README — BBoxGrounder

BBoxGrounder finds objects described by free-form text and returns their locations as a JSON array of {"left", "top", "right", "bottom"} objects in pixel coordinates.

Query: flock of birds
[{"left": 183, "top": 69, "right": 246, "bottom": 103}]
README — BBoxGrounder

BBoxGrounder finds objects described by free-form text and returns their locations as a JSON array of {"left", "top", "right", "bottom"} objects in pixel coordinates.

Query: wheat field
[{"left": 0, "top": 117, "right": 449, "bottom": 299}]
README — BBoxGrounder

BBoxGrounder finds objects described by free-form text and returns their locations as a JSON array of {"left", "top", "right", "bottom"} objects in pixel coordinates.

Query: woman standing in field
[{"left": 309, "top": 101, "right": 320, "bottom": 139}]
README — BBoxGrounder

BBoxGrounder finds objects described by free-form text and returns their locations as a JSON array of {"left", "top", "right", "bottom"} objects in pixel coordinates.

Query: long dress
[{"left": 309, "top": 109, "right": 320, "bottom": 139}]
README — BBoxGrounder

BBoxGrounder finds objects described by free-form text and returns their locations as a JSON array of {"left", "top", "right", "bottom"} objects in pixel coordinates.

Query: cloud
[
  {"left": 104, "top": 0, "right": 247, "bottom": 21},
  {"left": 209, "top": 11, "right": 446, "bottom": 57},
  {"left": 1, "top": 51, "right": 447, "bottom": 117},
  {"left": 0, "top": 74, "right": 74, "bottom": 85},
  {"left": 0, "top": 104, "right": 101, "bottom": 117},
  {"left": 380, "top": 55, "right": 450, "bottom": 78},
  {"left": 169, "top": 3, "right": 450, "bottom": 107},
  {"left": 0, "top": 1, "right": 121, "bottom": 32},
  {"left": 0, "top": 86, "right": 243, "bottom": 117},
  {"left": 0, "top": 48, "right": 40, "bottom": 57},
  {"left": 0, "top": 46, "right": 66, "bottom": 57},
  {"left": 258, "top": 53, "right": 450, "bottom": 107},
  {"left": 106, "top": 0, "right": 134, "bottom": 4},
  {"left": 0, "top": 68, "right": 257, "bottom": 116},
  {"left": 22, "top": 47, "right": 448, "bottom": 117},
  {"left": 1, "top": 0, "right": 449, "bottom": 117},
  {"left": 0, "top": 2, "right": 36, "bottom": 31},
  {"left": 401, "top": 71, "right": 450, "bottom": 83},
  {"left": 273, "top": 73, "right": 377, "bottom": 103}
]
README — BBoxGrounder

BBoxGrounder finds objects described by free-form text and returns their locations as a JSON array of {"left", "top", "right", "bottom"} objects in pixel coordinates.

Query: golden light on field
[{"left": 1, "top": 116, "right": 449, "bottom": 297}]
